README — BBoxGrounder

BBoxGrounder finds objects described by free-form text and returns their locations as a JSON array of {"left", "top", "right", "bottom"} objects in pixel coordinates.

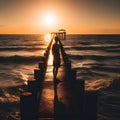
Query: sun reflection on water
[
  {"left": 44, "top": 33, "right": 51, "bottom": 43},
  {"left": 44, "top": 33, "right": 54, "bottom": 66},
  {"left": 47, "top": 50, "right": 53, "bottom": 66}
]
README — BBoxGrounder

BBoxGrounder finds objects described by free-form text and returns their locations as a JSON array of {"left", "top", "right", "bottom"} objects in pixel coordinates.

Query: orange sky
[{"left": 0, "top": 0, "right": 120, "bottom": 34}]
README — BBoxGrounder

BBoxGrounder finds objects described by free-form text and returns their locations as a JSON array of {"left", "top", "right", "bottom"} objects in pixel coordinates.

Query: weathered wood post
[
  {"left": 44, "top": 50, "right": 49, "bottom": 60},
  {"left": 67, "top": 66, "right": 77, "bottom": 84},
  {"left": 41, "top": 56, "right": 47, "bottom": 65},
  {"left": 34, "top": 69, "right": 43, "bottom": 80},
  {"left": 45, "top": 49, "right": 49, "bottom": 57},
  {"left": 38, "top": 61, "right": 46, "bottom": 71},
  {"left": 64, "top": 58, "right": 71, "bottom": 70},
  {"left": 27, "top": 79, "right": 38, "bottom": 94},
  {"left": 20, "top": 92, "right": 38, "bottom": 120},
  {"left": 34, "top": 69, "right": 44, "bottom": 87},
  {"left": 63, "top": 55, "right": 69, "bottom": 65},
  {"left": 84, "top": 91, "right": 98, "bottom": 120},
  {"left": 74, "top": 79, "right": 85, "bottom": 119},
  {"left": 69, "top": 68, "right": 76, "bottom": 81}
]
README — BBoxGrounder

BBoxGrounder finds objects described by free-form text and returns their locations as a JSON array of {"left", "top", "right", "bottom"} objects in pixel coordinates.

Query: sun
[{"left": 45, "top": 15, "right": 54, "bottom": 25}]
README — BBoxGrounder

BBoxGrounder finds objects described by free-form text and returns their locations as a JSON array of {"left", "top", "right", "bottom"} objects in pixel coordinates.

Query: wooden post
[
  {"left": 20, "top": 92, "right": 38, "bottom": 120},
  {"left": 84, "top": 91, "right": 98, "bottom": 120},
  {"left": 47, "top": 46, "right": 50, "bottom": 51},
  {"left": 34, "top": 69, "right": 43, "bottom": 80},
  {"left": 44, "top": 51, "right": 48, "bottom": 58},
  {"left": 66, "top": 60, "right": 71, "bottom": 69},
  {"left": 64, "top": 55, "right": 69, "bottom": 64},
  {"left": 74, "top": 79, "right": 85, "bottom": 119},
  {"left": 45, "top": 49, "right": 49, "bottom": 55},
  {"left": 41, "top": 56, "right": 47, "bottom": 65},
  {"left": 38, "top": 61, "right": 46, "bottom": 71},
  {"left": 27, "top": 79, "right": 38, "bottom": 94},
  {"left": 69, "top": 68, "right": 76, "bottom": 81},
  {"left": 34, "top": 69, "right": 44, "bottom": 90}
]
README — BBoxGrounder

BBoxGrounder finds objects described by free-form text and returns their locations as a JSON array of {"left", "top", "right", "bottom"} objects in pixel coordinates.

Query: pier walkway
[
  {"left": 38, "top": 39, "right": 81, "bottom": 120},
  {"left": 20, "top": 31, "right": 98, "bottom": 120}
]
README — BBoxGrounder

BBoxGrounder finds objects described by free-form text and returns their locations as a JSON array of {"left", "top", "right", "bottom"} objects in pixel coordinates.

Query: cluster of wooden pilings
[{"left": 20, "top": 36, "right": 54, "bottom": 120}]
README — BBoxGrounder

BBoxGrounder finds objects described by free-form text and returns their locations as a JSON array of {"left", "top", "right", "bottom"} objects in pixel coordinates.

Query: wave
[
  {"left": 85, "top": 77, "right": 120, "bottom": 91},
  {"left": 0, "top": 55, "right": 46, "bottom": 63},
  {"left": 0, "top": 47, "right": 45, "bottom": 51},
  {"left": 68, "top": 54, "right": 120, "bottom": 61},
  {"left": 0, "top": 85, "right": 26, "bottom": 103},
  {"left": 0, "top": 43, "right": 44, "bottom": 46},
  {"left": 65, "top": 45, "right": 120, "bottom": 51},
  {"left": 0, "top": 85, "right": 27, "bottom": 119},
  {"left": 92, "top": 65, "right": 120, "bottom": 73}
]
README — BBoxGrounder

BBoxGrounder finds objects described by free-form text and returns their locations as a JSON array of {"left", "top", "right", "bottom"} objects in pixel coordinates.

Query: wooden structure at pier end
[{"left": 19, "top": 29, "right": 98, "bottom": 120}]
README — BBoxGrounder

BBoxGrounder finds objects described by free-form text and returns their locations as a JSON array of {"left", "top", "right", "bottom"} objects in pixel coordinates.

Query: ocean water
[{"left": 0, "top": 34, "right": 120, "bottom": 120}]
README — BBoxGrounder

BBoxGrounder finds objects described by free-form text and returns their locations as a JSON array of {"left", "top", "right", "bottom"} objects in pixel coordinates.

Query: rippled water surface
[{"left": 0, "top": 34, "right": 120, "bottom": 120}]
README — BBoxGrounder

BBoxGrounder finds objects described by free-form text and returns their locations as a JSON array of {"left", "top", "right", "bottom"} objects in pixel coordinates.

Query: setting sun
[
  {"left": 45, "top": 16, "right": 54, "bottom": 25},
  {"left": 0, "top": 0, "right": 120, "bottom": 34}
]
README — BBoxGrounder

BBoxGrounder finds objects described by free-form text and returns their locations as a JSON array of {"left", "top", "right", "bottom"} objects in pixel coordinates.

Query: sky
[{"left": 0, "top": 0, "right": 120, "bottom": 34}]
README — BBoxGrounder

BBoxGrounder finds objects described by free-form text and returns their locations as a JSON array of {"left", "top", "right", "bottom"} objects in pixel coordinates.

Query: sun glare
[{"left": 45, "top": 15, "right": 54, "bottom": 25}]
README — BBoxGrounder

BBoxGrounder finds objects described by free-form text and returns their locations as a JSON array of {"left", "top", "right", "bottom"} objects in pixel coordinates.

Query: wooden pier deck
[
  {"left": 38, "top": 43, "right": 81, "bottom": 120},
  {"left": 20, "top": 32, "right": 98, "bottom": 120}
]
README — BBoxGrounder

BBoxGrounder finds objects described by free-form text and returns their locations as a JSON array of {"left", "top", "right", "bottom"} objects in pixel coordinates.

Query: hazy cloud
[{"left": 0, "top": 25, "right": 5, "bottom": 27}]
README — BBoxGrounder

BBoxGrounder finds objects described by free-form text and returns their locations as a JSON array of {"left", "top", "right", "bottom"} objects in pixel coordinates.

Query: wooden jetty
[{"left": 20, "top": 30, "right": 98, "bottom": 120}]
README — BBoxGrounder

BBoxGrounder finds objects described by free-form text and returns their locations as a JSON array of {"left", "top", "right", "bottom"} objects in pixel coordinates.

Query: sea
[{"left": 0, "top": 34, "right": 120, "bottom": 120}]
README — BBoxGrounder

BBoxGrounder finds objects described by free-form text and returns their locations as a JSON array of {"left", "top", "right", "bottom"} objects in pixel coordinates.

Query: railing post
[
  {"left": 27, "top": 79, "right": 39, "bottom": 94},
  {"left": 20, "top": 92, "right": 38, "bottom": 120}
]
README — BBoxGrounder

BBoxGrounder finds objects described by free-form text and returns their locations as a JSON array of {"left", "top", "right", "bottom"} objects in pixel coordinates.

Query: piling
[
  {"left": 27, "top": 79, "right": 38, "bottom": 94},
  {"left": 69, "top": 68, "right": 76, "bottom": 82},
  {"left": 44, "top": 52, "right": 48, "bottom": 58},
  {"left": 41, "top": 56, "right": 47, "bottom": 65},
  {"left": 84, "top": 91, "right": 98, "bottom": 120},
  {"left": 74, "top": 79, "right": 85, "bottom": 119},
  {"left": 20, "top": 92, "right": 38, "bottom": 120},
  {"left": 34, "top": 69, "right": 43, "bottom": 80},
  {"left": 38, "top": 61, "right": 46, "bottom": 71}
]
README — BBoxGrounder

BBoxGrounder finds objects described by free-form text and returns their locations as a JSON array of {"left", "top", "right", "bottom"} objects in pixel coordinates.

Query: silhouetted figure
[{"left": 52, "top": 36, "right": 61, "bottom": 80}]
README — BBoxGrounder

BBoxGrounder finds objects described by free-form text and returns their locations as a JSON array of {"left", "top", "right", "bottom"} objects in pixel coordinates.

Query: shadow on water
[{"left": 53, "top": 79, "right": 68, "bottom": 120}]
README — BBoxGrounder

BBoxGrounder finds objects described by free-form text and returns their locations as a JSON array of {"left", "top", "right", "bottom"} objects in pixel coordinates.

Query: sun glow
[{"left": 45, "top": 15, "right": 54, "bottom": 25}]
